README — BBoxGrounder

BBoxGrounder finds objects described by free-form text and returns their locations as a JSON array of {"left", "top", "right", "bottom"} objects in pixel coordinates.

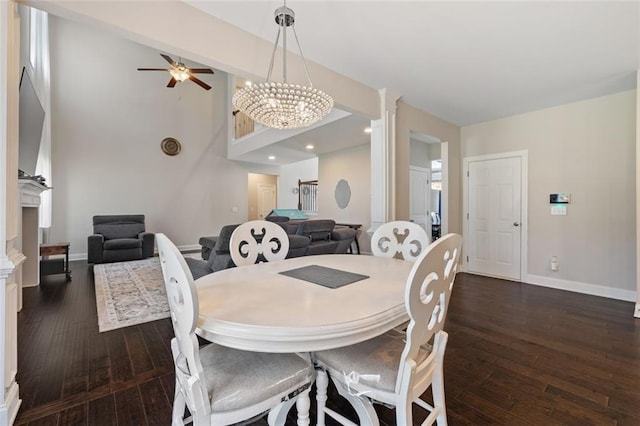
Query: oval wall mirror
[{"left": 334, "top": 179, "right": 351, "bottom": 209}]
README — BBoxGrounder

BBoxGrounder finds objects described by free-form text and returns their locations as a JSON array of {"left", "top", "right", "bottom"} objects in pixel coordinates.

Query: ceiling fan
[{"left": 138, "top": 54, "right": 214, "bottom": 90}]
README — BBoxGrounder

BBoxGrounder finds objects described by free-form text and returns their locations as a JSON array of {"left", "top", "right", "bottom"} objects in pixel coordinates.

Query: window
[{"left": 29, "top": 7, "right": 37, "bottom": 69}]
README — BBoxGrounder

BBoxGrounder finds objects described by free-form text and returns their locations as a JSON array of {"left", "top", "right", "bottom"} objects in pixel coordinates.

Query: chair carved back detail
[
  {"left": 371, "top": 220, "right": 430, "bottom": 261},
  {"left": 313, "top": 233, "right": 463, "bottom": 425},
  {"left": 156, "top": 233, "right": 211, "bottom": 423},
  {"left": 158, "top": 233, "right": 315, "bottom": 425},
  {"left": 397, "top": 232, "right": 462, "bottom": 393},
  {"left": 230, "top": 220, "right": 290, "bottom": 266}
]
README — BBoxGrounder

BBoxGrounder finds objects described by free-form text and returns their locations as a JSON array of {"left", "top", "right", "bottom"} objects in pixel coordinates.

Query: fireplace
[{"left": 17, "top": 178, "right": 48, "bottom": 310}]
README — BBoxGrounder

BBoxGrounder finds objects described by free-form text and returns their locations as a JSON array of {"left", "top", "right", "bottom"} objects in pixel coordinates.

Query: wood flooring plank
[
  {"left": 138, "top": 321, "right": 173, "bottom": 369},
  {"left": 138, "top": 378, "right": 172, "bottom": 425},
  {"left": 26, "top": 413, "right": 58, "bottom": 426},
  {"left": 58, "top": 403, "right": 87, "bottom": 426},
  {"left": 114, "top": 386, "right": 147, "bottom": 426},
  {"left": 86, "top": 330, "right": 110, "bottom": 393},
  {"left": 104, "top": 329, "right": 133, "bottom": 387},
  {"left": 87, "top": 394, "right": 116, "bottom": 426},
  {"left": 62, "top": 324, "right": 89, "bottom": 398},
  {"left": 123, "top": 327, "right": 154, "bottom": 375}
]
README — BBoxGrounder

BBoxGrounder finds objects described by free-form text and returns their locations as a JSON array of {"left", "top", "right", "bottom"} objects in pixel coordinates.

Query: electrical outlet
[{"left": 231, "top": 207, "right": 238, "bottom": 213}]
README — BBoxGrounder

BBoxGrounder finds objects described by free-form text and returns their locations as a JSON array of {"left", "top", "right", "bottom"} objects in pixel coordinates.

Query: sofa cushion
[
  {"left": 298, "top": 219, "right": 336, "bottom": 241},
  {"left": 103, "top": 248, "right": 142, "bottom": 263},
  {"left": 214, "top": 224, "right": 240, "bottom": 252},
  {"left": 93, "top": 215, "right": 146, "bottom": 240},
  {"left": 305, "top": 241, "right": 339, "bottom": 256}
]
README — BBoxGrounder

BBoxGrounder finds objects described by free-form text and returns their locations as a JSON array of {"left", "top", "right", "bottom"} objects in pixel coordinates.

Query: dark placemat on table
[{"left": 279, "top": 264, "right": 369, "bottom": 289}]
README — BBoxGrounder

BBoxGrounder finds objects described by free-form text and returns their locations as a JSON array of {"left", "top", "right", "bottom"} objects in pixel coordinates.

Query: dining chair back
[
  {"left": 314, "top": 233, "right": 463, "bottom": 426},
  {"left": 230, "top": 220, "right": 290, "bottom": 266},
  {"left": 371, "top": 220, "right": 430, "bottom": 261},
  {"left": 155, "top": 233, "right": 314, "bottom": 426}
]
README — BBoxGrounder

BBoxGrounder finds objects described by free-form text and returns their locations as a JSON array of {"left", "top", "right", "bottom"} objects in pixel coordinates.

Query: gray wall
[
  {"left": 49, "top": 17, "right": 256, "bottom": 257},
  {"left": 462, "top": 90, "right": 636, "bottom": 294},
  {"left": 318, "top": 144, "right": 371, "bottom": 253}
]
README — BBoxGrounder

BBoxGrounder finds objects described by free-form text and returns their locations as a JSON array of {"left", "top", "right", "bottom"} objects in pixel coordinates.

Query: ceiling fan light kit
[
  {"left": 138, "top": 53, "right": 214, "bottom": 90},
  {"left": 232, "top": 2, "right": 333, "bottom": 130}
]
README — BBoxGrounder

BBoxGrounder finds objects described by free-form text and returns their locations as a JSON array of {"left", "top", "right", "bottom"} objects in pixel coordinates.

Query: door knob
[{"left": 513, "top": 222, "right": 520, "bottom": 227}]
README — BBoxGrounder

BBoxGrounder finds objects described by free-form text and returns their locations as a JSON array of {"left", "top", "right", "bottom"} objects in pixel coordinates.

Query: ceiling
[
  {"left": 188, "top": 0, "right": 639, "bottom": 127},
  {"left": 182, "top": 1, "right": 639, "bottom": 166}
]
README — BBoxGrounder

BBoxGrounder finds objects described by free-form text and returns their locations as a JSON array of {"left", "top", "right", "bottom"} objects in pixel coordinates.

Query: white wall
[
  {"left": 49, "top": 17, "right": 257, "bottom": 257},
  {"left": 277, "top": 158, "right": 318, "bottom": 209},
  {"left": 318, "top": 144, "right": 371, "bottom": 253},
  {"left": 462, "top": 90, "right": 636, "bottom": 296}
]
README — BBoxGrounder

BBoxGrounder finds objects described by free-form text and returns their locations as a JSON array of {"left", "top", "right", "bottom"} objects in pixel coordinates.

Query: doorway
[
  {"left": 248, "top": 173, "right": 278, "bottom": 220},
  {"left": 409, "top": 131, "right": 444, "bottom": 240},
  {"left": 409, "top": 166, "right": 432, "bottom": 241},
  {"left": 463, "top": 151, "right": 528, "bottom": 280}
]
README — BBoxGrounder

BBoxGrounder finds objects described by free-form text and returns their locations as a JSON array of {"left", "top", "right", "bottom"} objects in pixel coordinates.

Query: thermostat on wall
[{"left": 549, "top": 193, "right": 570, "bottom": 204}]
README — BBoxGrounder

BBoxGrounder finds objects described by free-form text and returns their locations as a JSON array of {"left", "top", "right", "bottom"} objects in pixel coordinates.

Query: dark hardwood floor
[{"left": 15, "top": 260, "right": 640, "bottom": 425}]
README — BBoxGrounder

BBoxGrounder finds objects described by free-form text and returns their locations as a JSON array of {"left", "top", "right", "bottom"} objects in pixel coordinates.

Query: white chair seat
[
  {"left": 314, "top": 331, "right": 429, "bottom": 394},
  {"left": 175, "top": 343, "right": 314, "bottom": 412}
]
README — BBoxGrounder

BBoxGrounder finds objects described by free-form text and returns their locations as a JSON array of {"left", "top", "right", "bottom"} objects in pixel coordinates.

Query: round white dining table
[{"left": 195, "top": 254, "right": 414, "bottom": 353}]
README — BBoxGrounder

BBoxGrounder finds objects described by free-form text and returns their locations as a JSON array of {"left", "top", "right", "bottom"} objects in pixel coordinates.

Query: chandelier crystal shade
[{"left": 232, "top": 3, "right": 333, "bottom": 130}]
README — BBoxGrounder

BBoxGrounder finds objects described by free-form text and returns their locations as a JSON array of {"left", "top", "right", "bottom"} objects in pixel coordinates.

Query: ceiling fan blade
[
  {"left": 189, "top": 68, "right": 214, "bottom": 74},
  {"left": 189, "top": 75, "right": 211, "bottom": 90},
  {"left": 160, "top": 54, "right": 175, "bottom": 65},
  {"left": 137, "top": 68, "right": 169, "bottom": 71},
  {"left": 167, "top": 77, "right": 178, "bottom": 88}
]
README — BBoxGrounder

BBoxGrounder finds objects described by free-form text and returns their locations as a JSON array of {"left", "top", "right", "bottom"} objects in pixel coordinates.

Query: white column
[
  {"left": 368, "top": 89, "right": 400, "bottom": 234},
  {"left": 0, "top": 1, "right": 22, "bottom": 424},
  {"left": 636, "top": 70, "right": 640, "bottom": 318}
]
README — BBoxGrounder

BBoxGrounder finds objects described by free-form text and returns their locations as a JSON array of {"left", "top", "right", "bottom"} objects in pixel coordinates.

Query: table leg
[{"left": 65, "top": 246, "right": 71, "bottom": 280}]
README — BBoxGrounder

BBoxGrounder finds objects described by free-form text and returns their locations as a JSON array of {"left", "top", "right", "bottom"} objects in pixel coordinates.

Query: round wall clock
[{"left": 161, "top": 137, "right": 182, "bottom": 156}]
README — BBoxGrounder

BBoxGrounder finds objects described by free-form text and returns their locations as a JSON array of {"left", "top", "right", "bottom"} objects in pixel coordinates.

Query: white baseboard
[
  {"left": 70, "top": 244, "right": 202, "bottom": 262},
  {"left": 70, "top": 253, "right": 86, "bottom": 261},
  {"left": 525, "top": 274, "right": 636, "bottom": 302}
]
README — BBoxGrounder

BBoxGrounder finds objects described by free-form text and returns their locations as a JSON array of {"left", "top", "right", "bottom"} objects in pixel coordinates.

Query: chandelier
[{"left": 232, "top": 2, "right": 334, "bottom": 130}]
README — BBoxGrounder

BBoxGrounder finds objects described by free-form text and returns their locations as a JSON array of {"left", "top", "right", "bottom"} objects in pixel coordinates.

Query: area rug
[{"left": 94, "top": 257, "right": 170, "bottom": 332}]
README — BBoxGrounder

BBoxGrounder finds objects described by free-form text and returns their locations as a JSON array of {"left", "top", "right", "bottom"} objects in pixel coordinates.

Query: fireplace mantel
[{"left": 18, "top": 178, "right": 49, "bottom": 206}]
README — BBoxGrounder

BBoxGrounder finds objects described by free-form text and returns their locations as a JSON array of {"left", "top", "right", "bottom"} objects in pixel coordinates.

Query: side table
[{"left": 40, "top": 242, "right": 71, "bottom": 280}]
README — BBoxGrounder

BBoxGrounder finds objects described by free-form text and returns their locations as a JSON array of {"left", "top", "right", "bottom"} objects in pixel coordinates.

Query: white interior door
[
  {"left": 257, "top": 184, "right": 276, "bottom": 219},
  {"left": 467, "top": 156, "right": 521, "bottom": 280},
  {"left": 410, "top": 166, "right": 432, "bottom": 241}
]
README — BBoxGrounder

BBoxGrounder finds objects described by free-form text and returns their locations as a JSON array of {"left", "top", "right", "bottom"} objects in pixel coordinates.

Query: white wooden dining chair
[
  {"left": 155, "top": 233, "right": 314, "bottom": 426},
  {"left": 371, "top": 220, "right": 430, "bottom": 261},
  {"left": 314, "top": 233, "right": 463, "bottom": 426},
  {"left": 229, "top": 220, "right": 290, "bottom": 267}
]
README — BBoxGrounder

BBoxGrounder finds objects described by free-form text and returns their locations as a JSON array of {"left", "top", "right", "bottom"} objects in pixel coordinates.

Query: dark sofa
[{"left": 188, "top": 219, "right": 357, "bottom": 279}]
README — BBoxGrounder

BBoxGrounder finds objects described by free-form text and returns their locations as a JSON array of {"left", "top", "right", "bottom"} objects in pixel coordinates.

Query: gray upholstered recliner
[{"left": 88, "top": 215, "right": 155, "bottom": 264}]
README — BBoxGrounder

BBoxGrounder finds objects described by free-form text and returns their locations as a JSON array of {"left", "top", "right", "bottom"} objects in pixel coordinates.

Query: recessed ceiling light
[
  {"left": 268, "top": 155, "right": 276, "bottom": 160},
  {"left": 306, "top": 144, "right": 314, "bottom": 150},
  {"left": 364, "top": 127, "right": 372, "bottom": 134},
  {"left": 245, "top": 81, "right": 253, "bottom": 87}
]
